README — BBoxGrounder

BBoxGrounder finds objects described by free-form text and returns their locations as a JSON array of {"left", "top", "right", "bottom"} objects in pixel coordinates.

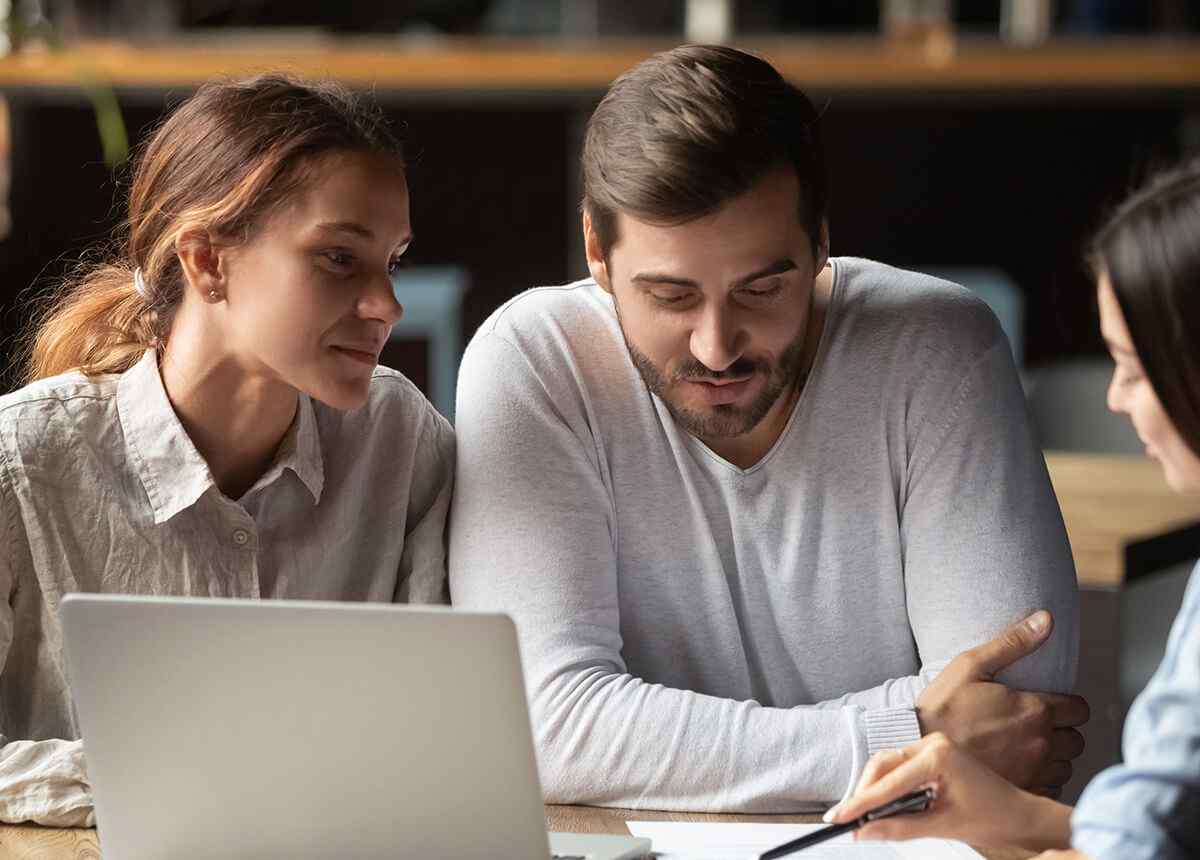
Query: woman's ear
[
  {"left": 582, "top": 210, "right": 612, "bottom": 294},
  {"left": 176, "top": 227, "right": 228, "bottom": 303}
]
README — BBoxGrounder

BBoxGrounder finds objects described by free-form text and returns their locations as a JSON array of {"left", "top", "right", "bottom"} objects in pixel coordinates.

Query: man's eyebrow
[
  {"left": 630, "top": 272, "right": 699, "bottom": 288},
  {"left": 732, "top": 258, "right": 797, "bottom": 289},
  {"left": 630, "top": 258, "right": 798, "bottom": 290}
]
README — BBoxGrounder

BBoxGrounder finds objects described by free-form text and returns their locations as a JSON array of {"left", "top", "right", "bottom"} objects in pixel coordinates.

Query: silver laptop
[{"left": 60, "top": 594, "right": 650, "bottom": 860}]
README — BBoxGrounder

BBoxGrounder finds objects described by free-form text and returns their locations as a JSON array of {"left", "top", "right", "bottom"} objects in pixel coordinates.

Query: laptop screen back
[{"left": 61, "top": 595, "right": 550, "bottom": 859}]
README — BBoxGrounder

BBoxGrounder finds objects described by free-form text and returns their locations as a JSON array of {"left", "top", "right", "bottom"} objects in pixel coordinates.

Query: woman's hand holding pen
[{"left": 824, "top": 732, "right": 1073, "bottom": 852}]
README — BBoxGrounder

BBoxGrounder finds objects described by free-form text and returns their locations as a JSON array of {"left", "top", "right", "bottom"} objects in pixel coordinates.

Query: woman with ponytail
[
  {"left": 826, "top": 157, "right": 1200, "bottom": 860},
  {"left": 0, "top": 75, "right": 453, "bottom": 825}
]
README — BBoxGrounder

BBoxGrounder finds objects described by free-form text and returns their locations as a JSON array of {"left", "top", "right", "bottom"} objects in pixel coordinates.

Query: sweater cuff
[{"left": 863, "top": 707, "right": 922, "bottom": 758}]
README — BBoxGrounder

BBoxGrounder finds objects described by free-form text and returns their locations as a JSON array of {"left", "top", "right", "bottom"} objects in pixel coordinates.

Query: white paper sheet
[{"left": 626, "top": 821, "right": 984, "bottom": 860}]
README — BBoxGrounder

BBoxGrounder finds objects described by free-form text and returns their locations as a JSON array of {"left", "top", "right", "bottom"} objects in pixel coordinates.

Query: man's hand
[{"left": 916, "top": 611, "right": 1089, "bottom": 795}]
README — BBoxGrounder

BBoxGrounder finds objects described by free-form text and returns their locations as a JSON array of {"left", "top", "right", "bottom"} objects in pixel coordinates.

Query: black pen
[{"left": 758, "top": 787, "right": 936, "bottom": 859}]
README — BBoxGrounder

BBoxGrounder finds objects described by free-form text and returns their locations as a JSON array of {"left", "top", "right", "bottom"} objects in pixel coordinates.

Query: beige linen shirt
[{"left": 0, "top": 350, "right": 454, "bottom": 826}]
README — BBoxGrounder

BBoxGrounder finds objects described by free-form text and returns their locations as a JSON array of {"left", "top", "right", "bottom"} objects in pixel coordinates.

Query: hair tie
[{"left": 132, "top": 267, "right": 153, "bottom": 302}]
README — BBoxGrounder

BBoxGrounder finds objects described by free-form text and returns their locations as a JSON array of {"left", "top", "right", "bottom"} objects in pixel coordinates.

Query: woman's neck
[{"left": 158, "top": 324, "right": 299, "bottom": 502}]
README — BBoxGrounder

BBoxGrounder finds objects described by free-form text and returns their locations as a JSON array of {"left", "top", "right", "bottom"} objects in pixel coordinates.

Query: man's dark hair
[{"left": 582, "top": 44, "right": 828, "bottom": 257}]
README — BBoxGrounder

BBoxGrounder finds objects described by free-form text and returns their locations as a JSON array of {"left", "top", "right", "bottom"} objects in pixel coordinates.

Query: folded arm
[
  {"left": 0, "top": 737, "right": 94, "bottom": 827},
  {"left": 0, "top": 454, "right": 94, "bottom": 826},
  {"left": 897, "top": 333, "right": 1084, "bottom": 791}
]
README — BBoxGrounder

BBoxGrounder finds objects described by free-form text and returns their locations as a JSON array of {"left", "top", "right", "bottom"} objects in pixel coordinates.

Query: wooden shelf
[{"left": 0, "top": 35, "right": 1198, "bottom": 98}]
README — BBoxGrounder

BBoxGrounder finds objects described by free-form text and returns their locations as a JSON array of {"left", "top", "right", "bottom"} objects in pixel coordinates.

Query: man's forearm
[{"left": 532, "top": 664, "right": 936, "bottom": 811}]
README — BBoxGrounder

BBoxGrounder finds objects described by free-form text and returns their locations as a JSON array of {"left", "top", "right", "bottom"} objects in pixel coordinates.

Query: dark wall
[
  {"left": 0, "top": 91, "right": 1183, "bottom": 396},
  {"left": 817, "top": 100, "right": 1182, "bottom": 363}
]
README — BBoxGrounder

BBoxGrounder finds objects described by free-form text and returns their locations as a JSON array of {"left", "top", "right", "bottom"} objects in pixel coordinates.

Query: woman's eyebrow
[
  {"left": 315, "top": 221, "right": 374, "bottom": 240},
  {"left": 1103, "top": 336, "right": 1137, "bottom": 358}
]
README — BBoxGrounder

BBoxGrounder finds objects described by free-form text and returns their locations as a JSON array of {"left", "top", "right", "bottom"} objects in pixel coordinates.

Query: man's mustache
[{"left": 673, "top": 358, "right": 762, "bottom": 382}]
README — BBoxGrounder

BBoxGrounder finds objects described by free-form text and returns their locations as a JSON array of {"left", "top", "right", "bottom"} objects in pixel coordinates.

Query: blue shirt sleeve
[{"left": 1071, "top": 561, "right": 1200, "bottom": 860}]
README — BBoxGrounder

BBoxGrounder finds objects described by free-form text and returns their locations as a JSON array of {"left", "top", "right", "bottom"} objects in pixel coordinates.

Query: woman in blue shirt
[{"left": 827, "top": 157, "right": 1200, "bottom": 860}]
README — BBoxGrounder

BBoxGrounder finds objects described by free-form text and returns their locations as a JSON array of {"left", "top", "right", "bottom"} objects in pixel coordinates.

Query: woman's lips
[{"left": 331, "top": 345, "right": 379, "bottom": 367}]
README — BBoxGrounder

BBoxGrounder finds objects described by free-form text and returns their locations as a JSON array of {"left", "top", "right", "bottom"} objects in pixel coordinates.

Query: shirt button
[{"left": 232, "top": 529, "right": 250, "bottom": 546}]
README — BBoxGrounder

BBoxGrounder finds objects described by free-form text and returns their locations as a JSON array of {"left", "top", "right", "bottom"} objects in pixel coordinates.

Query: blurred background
[{"left": 2, "top": 0, "right": 1200, "bottom": 804}]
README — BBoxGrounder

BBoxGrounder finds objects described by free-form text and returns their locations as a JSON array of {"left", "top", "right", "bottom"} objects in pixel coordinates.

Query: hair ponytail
[{"left": 21, "top": 261, "right": 162, "bottom": 383}]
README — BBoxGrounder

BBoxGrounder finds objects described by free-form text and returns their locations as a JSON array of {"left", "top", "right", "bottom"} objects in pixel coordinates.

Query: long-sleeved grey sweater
[{"left": 449, "top": 257, "right": 1078, "bottom": 812}]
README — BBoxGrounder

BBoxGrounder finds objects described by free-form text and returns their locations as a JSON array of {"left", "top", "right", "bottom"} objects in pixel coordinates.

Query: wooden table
[
  {"left": 0, "top": 806, "right": 1034, "bottom": 859},
  {"left": 1044, "top": 451, "right": 1200, "bottom": 589}
]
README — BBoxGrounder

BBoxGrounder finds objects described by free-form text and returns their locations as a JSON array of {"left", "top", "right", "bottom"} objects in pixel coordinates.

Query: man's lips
[
  {"left": 682, "top": 374, "right": 757, "bottom": 405},
  {"left": 687, "top": 375, "right": 754, "bottom": 387}
]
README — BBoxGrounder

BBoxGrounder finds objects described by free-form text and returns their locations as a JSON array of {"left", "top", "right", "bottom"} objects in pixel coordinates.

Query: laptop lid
[{"left": 61, "top": 594, "right": 553, "bottom": 859}]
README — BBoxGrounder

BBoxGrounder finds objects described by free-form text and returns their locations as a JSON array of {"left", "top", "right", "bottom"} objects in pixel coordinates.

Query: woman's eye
[
  {"left": 388, "top": 256, "right": 409, "bottom": 276},
  {"left": 322, "top": 250, "right": 354, "bottom": 268}
]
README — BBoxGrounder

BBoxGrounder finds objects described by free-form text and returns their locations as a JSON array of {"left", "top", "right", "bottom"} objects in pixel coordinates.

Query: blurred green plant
[
  {"left": 5, "top": 0, "right": 129, "bottom": 167},
  {"left": 79, "top": 74, "right": 129, "bottom": 167}
]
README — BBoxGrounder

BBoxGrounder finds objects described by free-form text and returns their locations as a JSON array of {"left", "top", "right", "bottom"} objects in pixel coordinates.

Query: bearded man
[{"left": 449, "top": 45, "right": 1086, "bottom": 812}]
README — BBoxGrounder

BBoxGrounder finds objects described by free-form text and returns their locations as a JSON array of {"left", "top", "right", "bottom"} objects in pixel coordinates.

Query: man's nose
[{"left": 689, "top": 307, "right": 745, "bottom": 372}]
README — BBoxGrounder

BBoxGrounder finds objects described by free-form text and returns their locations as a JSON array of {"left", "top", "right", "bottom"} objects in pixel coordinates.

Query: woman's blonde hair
[{"left": 18, "top": 73, "right": 402, "bottom": 383}]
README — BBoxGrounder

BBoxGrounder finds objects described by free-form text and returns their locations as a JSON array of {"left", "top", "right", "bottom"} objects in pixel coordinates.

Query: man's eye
[
  {"left": 652, "top": 292, "right": 687, "bottom": 304},
  {"left": 740, "top": 281, "right": 783, "bottom": 300},
  {"left": 388, "top": 256, "right": 410, "bottom": 276}
]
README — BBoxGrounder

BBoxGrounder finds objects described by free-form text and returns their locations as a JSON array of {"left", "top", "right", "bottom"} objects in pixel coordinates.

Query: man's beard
[{"left": 618, "top": 314, "right": 809, "bottom": 441}]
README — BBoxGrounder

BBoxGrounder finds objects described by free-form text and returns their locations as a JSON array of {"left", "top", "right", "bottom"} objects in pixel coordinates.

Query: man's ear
[
  {"left": 175, "top": 227, "right": 228, "bottom": 303},
  {"left": 814, "top": 220, "right": 831, "bottom": 273},
  {"left": 582, "top": 210, "right": 612, "bottom": 294}
]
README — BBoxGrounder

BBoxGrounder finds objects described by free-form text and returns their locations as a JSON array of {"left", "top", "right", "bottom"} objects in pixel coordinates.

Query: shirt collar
[
  {"left": 118, "top": 350, "right": 325, "bottom": 524},
  {"left": 259, "top": 392, "right": 325, "bottom": 504}
]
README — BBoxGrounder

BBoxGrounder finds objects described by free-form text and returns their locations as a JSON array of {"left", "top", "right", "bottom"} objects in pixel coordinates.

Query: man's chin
[
  {"left": 663, "top": 373, "right": 795, "bottom": 440},
  {"left": 663, "top": 398, "right": 759, "bottom": 440}
]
